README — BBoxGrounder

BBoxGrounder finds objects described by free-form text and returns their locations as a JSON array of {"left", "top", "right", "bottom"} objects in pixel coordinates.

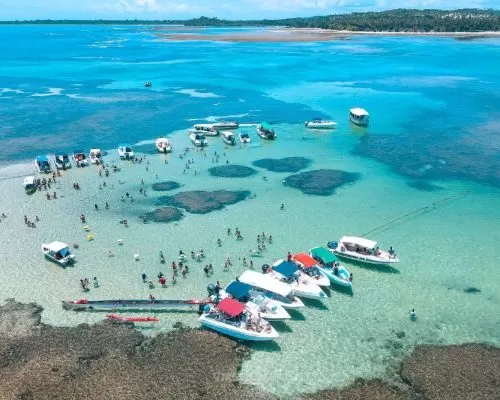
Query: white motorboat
[
  {"left": 267, "top": 260, "right": 327, "bottom": 300},
  {"left": 199, "top": 298, "right": 279, "bottom": 342},
  {"left": 23, "top": 176, "right": 38, "bottom": 194},
  {"left": 192, "top": 124, "right": 219, "bottom": 136},
  {"left": 54, "top": 154, "right": 71, "bottom": 170},
  {"left": 212, "top": 121, "right": 238, "bottom": 130},
  {"left": 41, "top": 241, "right": 75, "bottom": 266},
  {"left": 310, "top": 247, "right": 352, "bottom": 288},
  {"left": 256, "top": 122, "right": 276, "bottom": 140},
  {"left": 35, "top": 155, "right": 52, "bottom": 174},
  {"left": 89, "top": 149, "right": 102, "bottom": 164},
  {"left": 238, "top": 270, "right": 304, "bottom": 309},
  {"left": 292, "top": 253, "right": 331, "bottom": 287},
  {"left": 219, "top": 280, "right": 291, "bottom": 321},
  {"left": 189, "top": 132, "right": 208, "bottom": 147},
  {"left": 239, "top": 131, "right": 251, "bottom": 143},
  {"left": 349, "top": 108, "right": 370, "bottom": 126},
  {"left": 155, "top": 138, "right": 172, "bottom": 153},
  {"left": 329, "top": 236, "right": 399, "bottom": 265},
  {"left": 72, "top": 150, "right": 89, "bottom": 167},
  {"left": 118, "top": 145, "right": 134, "bottom": 160},
  {"left": 304, "top": 119, "right": 337, "bottom": 129},
  {"left": 221, "top": 130, "right": 236, "bottom": 146}
]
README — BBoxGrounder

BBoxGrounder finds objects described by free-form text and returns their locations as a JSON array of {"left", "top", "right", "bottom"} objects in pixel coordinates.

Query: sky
[{"left": 0, "top": 0, "right": 498, "bottom": 20}]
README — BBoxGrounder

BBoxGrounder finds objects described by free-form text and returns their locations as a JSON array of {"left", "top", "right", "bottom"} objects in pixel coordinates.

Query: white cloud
[{"left": 97, "top": 0, "right": 209, "bottom": 14}]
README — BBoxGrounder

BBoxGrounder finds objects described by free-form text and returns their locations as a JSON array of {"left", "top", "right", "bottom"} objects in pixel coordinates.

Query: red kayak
[{"left": 106, "top": 314, "right": 159, "bottom": 323}]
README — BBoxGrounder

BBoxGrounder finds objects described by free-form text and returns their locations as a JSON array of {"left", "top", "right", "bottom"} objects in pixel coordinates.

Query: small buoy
[
  {"left": 117, "top": 239, "right": 123, "bottom": 245},
  {"left": 134, "top": 254, "right": 140, "bottom": 260},
  {"left": 86, "top": 234, "right": 94, "bottom": 241}
]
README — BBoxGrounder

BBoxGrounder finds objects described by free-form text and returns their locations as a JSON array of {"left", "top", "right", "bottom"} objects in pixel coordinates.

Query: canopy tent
[
  {"left": 239, "top": 270, "right": 293, "bottom": 297},
  {"left": 225, "top": 281, "right": 252, "bottom": 301},
  {"left": 340, "top": 236, "right": 377, "bottom": 249},
  {"left": 259, "top": 122, "right": 273, "bottom": 130},
  {"left": 310, "top": 247, "right": 338, "bottom": 264},
  {"left": 45, "top": 241, "right": 70, "bottom": 252},
  {"left": 36, "top": 156, "right": 49, "bottom": 163},
  {"left": 217, "top": 298, "right": 245, "bottom": 317},
  {"left": 293, "top": 253, "right": 317, "bottom": 268},
  {"left": 273, "top": 261, "right": 299, "bottom": 278}
]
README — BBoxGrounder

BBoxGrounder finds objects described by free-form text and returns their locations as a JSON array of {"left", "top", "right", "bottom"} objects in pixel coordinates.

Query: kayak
[{"left": 106, "top": 314, "right": 159, "bottom": 322}]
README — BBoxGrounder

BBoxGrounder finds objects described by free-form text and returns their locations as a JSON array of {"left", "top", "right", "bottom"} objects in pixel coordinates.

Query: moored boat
[
  {"left": 239, "top": 131, "right": 251, "bottom": 143},
  {"left": 189, "top": 132, "right": 208, "bottom": 147},
  {"left": 89, "top": 149, "right": 102, "bottom": 164},
  {"left": 238, "top": 270, "right": 304, "bottom": 309},
  {"left": 304, "top": 119, "right": 337, "bottom": 129},
  {"left": 310, "top": 247, "right": 352, "bottom": 288},
  {"left": 35, "top": 155, "right": 52, "bottom": 173},
  {"left": 42, "top": 241, "right": 75, "bottom": 266},
  {"left": 156, "top": 138, "right": 172, "bottom": 153},
  {"left": 192, "top": 124, "right": 219, "bottom": 136},
  {"left": 72, "top": 150, "right": 89, "bottom": 167},
  {"left": 329, "top": 236, "right": 399, "bottom": 265},
  {"left": 199, "top": 298, "right": 279, "bottom": 341},
  {"left": 118, "top": 145, "right": 134, "bottom": 160},
  {"left": 292, "top": 253, "right": 331, "bottom": 287},
  {"left": 62, "top": 298, "right": 211, "bottom": 311},
  {"left": 349, "top": 108, "right": 370, "bottom": 126},
  {"left": 256, "top": 122, "right": 276, "bottom": 140},
  {"left": 23, "top": 176, "right": 38, "bottom": 194},
  {"left": 54, "top": 154, "right": 72, "bottom": 170},
  {"left": 221, "top": 130, "right": 236, "bottom": 145},
  {"left": 212, "top": 121, "right": 238, "bottom": 130}
]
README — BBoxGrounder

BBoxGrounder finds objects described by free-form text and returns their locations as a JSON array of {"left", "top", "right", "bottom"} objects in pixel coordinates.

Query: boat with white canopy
[
  {"left": 118, "top": 145, "right": 134, "bottom": 160},
  {"left": 89, "top": 149, "right": 102, "bottom": 164},
  {"left": 238, "top": 270, "right": 304, "bottom": 309},
  {"left": 212, "top": 121, "right": 238, "bottom": 130},
  {"left": 221, "top": 130, "right": 236, "bottom": 145},
  {"left": 192, "top": 124, "right": 219, "bottom": 136},
  {"left": 155, "top": 138, "right": 172, "bottom": 153},
  {"left": 304, "top": 119, "right": 337, "bottom": 129},
  {"left": 310, "top": 247, "right": 352, "bottom": 288},
  {"left": 42, "top": 241, "right": 75, "bottom": 266},
  {"left": 292, "top": 253, "right": 330, "bottom": 287},
  {"left": 349, "top": 108, "right": 370, "bottom": 126},
  {"left": 329, "top": 236, "right": 399, "bottom": 265},
  {"left": 23, "top": 176, "right": 38, "bottom": 194},
  {"left": 189, "top": 132, "right": 208, "bottom": 147}
]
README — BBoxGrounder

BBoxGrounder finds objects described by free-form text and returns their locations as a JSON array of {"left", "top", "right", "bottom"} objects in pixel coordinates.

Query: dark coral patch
[
  {"left": 284, "top": 169, "right": 359, "bottom": 196},
  {"left": 141, "top": 207, "right": 184, "bottom": 223},
  {"left": 252, "top": 157, "right": 311, "bottom": 173},
  {"left": 152, "top": 181, "right": 181, "bottom": 192},
  {"left": 208, "top": 165, "right": 257, "bottom": 178},
  {"left": 156, "top": 190, "right": 251, "bottom": 214}
]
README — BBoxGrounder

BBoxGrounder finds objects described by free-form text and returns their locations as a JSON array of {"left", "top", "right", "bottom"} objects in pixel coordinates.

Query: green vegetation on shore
[{"left": 1, "top": 9, "right": 500, "bottom": 32}]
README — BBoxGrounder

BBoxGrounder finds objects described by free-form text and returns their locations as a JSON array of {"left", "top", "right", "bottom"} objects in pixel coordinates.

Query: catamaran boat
[
  {"left": 118, "top": 145, "right": 134, "bottom": 160},
  {"left": 216, "top": 280, "right": 291, "bottom": 321},
  {"left": 189, "top": 132, "right": 208, "bottom": 147},
  {"left": 72, "top": 150, "right": 89, "bottom": 167},
  {"left": 89, "top": 149, "right": 102, "bottom": 164},
  {"left": 62, "top": 298, "right": 211, "bottom": 311},
  {"left": 267, "top": 260, "right": 327, "bottom": 300},
  {"left": 192, "top": 124, "right": 219, "bottom": 136},
  {"left": 256, "top": 122, "right": 276, "bottom": 140},
  {"left": 212, "top": 121, "right": 239, "bottom": 130},
  {"left": 199, "top": 298, "right": 279, "bottom": 342},
  {"left": 155, "top": 138, "right": 172, "bottom": 153},
  {"left": 349, "top": 108, "right": 370, "bottom": 126},
  {"left": 239, "top": 131, "right": 251, "bottom": 143},
  {"left": 304, "top": 119, "right": 338, "bottom": 129},
  {"left": 238, "top": 270, "right": 304, "bottom": 309},
  {"left": 23, "top": 176, "right": 38, "bottom": 194},
  {"left": 292, "top": 253, "right": 331, "bottom": 287},
  {"left": 35, "top": 155, "right": 52, "bottom": 174},
  {"left": 221, "top": 130, "right": 236, "bottom": 145},
  {"left": 310, "top": 247, "right": 352, "bottom": 288},
  {"left": 42, "top": 241, "right": 75, "bottom": 266},
  {"left": 329, "top": 236, "right": 399, "bottom": 265},
  {"left": 54, "top": 154, "right": 71, "bottom": 170}
]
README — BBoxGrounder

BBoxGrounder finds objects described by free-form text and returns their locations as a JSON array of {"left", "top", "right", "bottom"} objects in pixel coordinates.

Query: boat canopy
[
  {"left": 36, "top": 155, "right": 49, "bottom": 162},
  {"left": 260, "top": 122, "right": 272, "bottom": 130},
  {"left": 45, "top": 241, "right": 70, "bottom": 253},
  {"left": 239, "top": 270, "right": 293, "bottom": 298},
  {"left": 73, "top": 150, "right": 85, "bottom": 155},
  {"left": 156, "top": 138, "right": 168, "bottom": 143},
  {"left": 310, "top": 247, "right": 338, "bottom": 264},
  {"left": 293, "top": 253, "right": 317, "bottom": 268},
  {"left": 218, "top": 298, "right": 245, "bottom": 317},
  {"left": 340, "top": 236, "right": 377, "bottom": 249},
  {"left": 23, "top": 176, "right": 36, "bottom": 186},
  {"left": 225, "top": 280, "right": 252, "bottom": 301},
  {"left": 273, "top": 261, "right": 299, "bottom": 278},
  {"left": 90, "top": 149, "right": 101, "bottom": 154},
  {"left": 350, "top": 108, "right": 369, "bottom": 116}
]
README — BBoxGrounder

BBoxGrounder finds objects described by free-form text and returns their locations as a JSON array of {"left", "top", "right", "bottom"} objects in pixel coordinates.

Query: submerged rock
[
  {"left": 407, "top": 180, "right": 443, "bottom": 192},
  {"left": 156, "top": 190, "right": 251, "bottom": 214},
  {"left": 252, "top": 157, "right": 311, "bottom": 173},
  {"left": 141, "top": 207, "right": 184, "bottom": 223},
  {"left": 284, "top": 169, "right": 360, "bottom": 196},
  {"left": 208, "top": 165, "right": 258, "bottom": 178},
  {"left": 152, "top": 181, "right": 181, "bottom": 192},
  {"left": 464, "top": 287, "right": 481, "bottom": 294}
]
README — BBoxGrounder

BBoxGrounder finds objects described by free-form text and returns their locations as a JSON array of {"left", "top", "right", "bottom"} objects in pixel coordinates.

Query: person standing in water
[{"left": 409, "top": 309, "right": 416, "bottom": 321}]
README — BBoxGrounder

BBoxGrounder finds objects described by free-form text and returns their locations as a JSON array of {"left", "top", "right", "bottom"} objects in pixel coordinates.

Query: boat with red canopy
[{"left": 292, "top": 253, "right": 331, "bottom": 287}]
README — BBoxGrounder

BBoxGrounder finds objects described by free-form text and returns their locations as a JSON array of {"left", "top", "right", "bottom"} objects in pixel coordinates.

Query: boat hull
[
  {"left": 63, "top": 299, "right": 210, "bottom": 311},
  {"left": 305, "top": 122, "right": 337, "bottom": 129},
  {"left": 349, "top": 117, "right": 369, "bottom": 126},
  {"left": 331, "top": 249, "right": 399, "bottom": 265},
  {"left": 319, "top": 267, "right": 352, "bottom": 287},
  {"left": 199, "top": 317, "right": 278, "bottom": 341}
]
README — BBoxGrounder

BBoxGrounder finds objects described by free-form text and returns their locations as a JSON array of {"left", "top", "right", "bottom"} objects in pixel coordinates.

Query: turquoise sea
[{"left": 0, "top": 25, "right": 499, "bottom": 397}]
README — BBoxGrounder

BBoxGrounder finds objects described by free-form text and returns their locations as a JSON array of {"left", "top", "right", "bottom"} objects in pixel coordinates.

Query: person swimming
[{"left": 409, "top": 309, "right": 416, "bottom": 321}]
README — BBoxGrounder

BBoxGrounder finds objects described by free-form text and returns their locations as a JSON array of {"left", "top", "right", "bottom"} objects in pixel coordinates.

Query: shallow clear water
[{"left": 0, "top": 25, "right": 499, "bottom": 397}]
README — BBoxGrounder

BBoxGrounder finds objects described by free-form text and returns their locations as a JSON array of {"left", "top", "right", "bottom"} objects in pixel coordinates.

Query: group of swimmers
[
  {"left": 24, "top": 214, "right": 39, "bottom": 228},
  {"left": 80, "top": 277, "right": 99, "bottom": 291}
]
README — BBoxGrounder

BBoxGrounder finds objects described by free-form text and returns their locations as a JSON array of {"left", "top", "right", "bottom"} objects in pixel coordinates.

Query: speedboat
[
  {"left": 212, "top": 121, "right": 238, "bottom": 130},
  {"left": 239, "top": 131, "right": 251, "bottom": 143},
  {"left": 292, "top": 253, "right": 331, "bottom": 287},
  {"left": 23, "top": 176, "right": 38, "bottom": 194},
  {"left": 221, "top": 130, "right": 236, "bottom": 145},
  {"left": 145, "top": 82, "right": 152, "bottom": 88},
  {"left": 256, "top": 122, "right": 276, "bottom": 140},
  {"left": 118, "top": 145, "right": 134, "bottom": 160},
  {"left": 199, "top": 298, "right": 278, "bottom": 342},
  {"left": 192, "top": 124, "right": 219, "bottom": 136},
  {"left": 54, "top": 154, "right": 71, "bottom": 170},
  {"left": 304, "top": 119, "right": 337, "bottom": 129},
  {"left": 267, "top": 260, "right": 327, "bottom": 300},
  {"left": 329, "top": 236, "right": 399, "bottom": 265},
  {"left": 217, "top": 280, "right": 291, "bottom": 321},
  {"left": 35, "top": 155, "right": 52, "bottom": 174},
  {"left": 156, "top": 138, "right": 172, "bottom": 153},
  {"left": 310, "top": 247, "right": 352, "bottom": 288},
  {"left": 72, "top": 151, "right": 89, "bottom": 167},
  {"left": 238, "top": 270, "right": 304, "bottom": 309},
  {"left": 42, "top": 241, "right": 75, "bottom": 266},
  {"left": 189, "top": 132, "right": 208, "bottom": 147},
  {"left": 89, "top": 149, "right": 102, "bottom": 164},
  {"left": 349, "top": 108, "right": 370, "bottom": 126}
]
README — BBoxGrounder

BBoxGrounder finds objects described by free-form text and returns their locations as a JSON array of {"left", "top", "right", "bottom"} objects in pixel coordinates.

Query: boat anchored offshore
[
  {"left": 238, "top": 270, "right": 304, "bottom": 309},
  {"left": 329, "top": 236, "right": 399, "bottom": 265},
  {"left": 221, "top": 130, "right": 236, "bottom": 145},
  {"left": 35, "top": 155, "right": 52, "bottom": 174},
  {"left": 267, "top": 261, "right": 327, "bottom": 300},
  {"left": 199, "top": 298, "right": 279, "bottom": 342},
  {"left": 310, "top": 247, "right": 352, "bottom": 288},
  {"left": 257, "top": 122, "right": 276, "bottom": 140},
  {"left": 62, "top": 298, "right": 211, "bottom": 311},
  {"left": 156, "top": 138, "right": 172, "bottom": 153},
  {"left": 349, "top": 108, "right": 370, "bottom": 126},
  {"left": 118, "top": 145, "right": 134, "bottom": 160},
  {"left": 239, "top": 131, "right": 251, "bottom": 143},
  {"left": 89, "top": 149, "right": 102, "bottom": 164},
  {"left": 72, "top": 150, "right": 89, "bottom": 167},
  {"left": 304, "top": 119, "right": 337, "bottom": 129},
  {"left": 189, "top": 132, "right": 208, "bottom": 147},
  {"left": 212, "top": 121, "right": 238, "bottom": 130},
  {"left": 54, "top": 154, "right": 72, "bottom": 170},
  {"left": 292, "top": 253, "right": 331, "bottom": 287},
  {"left": 192, "top": 124, "right": 219, "bottom": 136},
  {"left": 42, "top": 241, "right": 75, "bottom": 266}
]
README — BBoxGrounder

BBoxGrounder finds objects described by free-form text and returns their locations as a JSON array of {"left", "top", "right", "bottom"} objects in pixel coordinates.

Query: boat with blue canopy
[
  {"left": 256, "top": 122, "right": 276, "bottom": 140},
  {"left": 35, "top": 155, "right": 52, "bottom": 174},
  {"left": 310, "top": 247, "right": 352, "bottom": 288}
]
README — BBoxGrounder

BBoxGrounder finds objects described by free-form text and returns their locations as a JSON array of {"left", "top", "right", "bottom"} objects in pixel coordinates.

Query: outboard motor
[
  {"left": 207, "top": 283, "right": 216, "bottom": 296},
  {"left": 261, "top": 264, "right": 270, "bottom": 274},
  {"left": 327, "top": 241, "right": 338, "bottom": 250}
]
